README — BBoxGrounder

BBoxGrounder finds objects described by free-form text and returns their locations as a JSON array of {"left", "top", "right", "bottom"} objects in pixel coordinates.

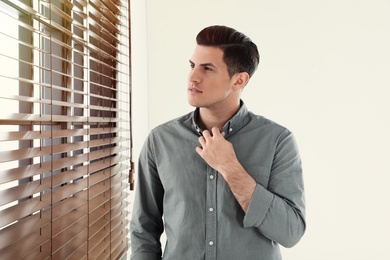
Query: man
[{"left": 130, "top": 25, "right": 306, "bottom": 260}]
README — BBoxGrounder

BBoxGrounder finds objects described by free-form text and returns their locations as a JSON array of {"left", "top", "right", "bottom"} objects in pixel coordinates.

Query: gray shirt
[{"left": 130, "top": 102, "right": 306, "bottom": 260}]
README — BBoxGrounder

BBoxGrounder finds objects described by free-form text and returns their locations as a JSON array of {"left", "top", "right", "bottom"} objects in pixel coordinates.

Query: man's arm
[
  {"left": 130, "top": 136, "right": 164, "bottom": 260},
  {"left": 196, "top": 127, "right": 256, "bottom": 212},
  {"left": 196, "top": 127, "right": 306, "bottom": 248}
]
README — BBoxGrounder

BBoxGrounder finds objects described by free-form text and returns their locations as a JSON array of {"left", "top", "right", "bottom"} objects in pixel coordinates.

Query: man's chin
[{"left": 187, "top": 99, "right": 199, "bottom": 108}]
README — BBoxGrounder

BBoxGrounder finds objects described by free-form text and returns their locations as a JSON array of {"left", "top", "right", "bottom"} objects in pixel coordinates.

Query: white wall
[
  {"left": 136, "top": 1, "right": 390, "bottom": 259},
  {"left": 131, "top": 0, "right": 149, "bottom": 171}
]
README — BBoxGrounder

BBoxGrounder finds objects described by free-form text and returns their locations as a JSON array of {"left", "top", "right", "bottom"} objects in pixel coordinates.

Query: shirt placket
[{"left": 205, "top": 166, "right": 217, "bottom": 260}]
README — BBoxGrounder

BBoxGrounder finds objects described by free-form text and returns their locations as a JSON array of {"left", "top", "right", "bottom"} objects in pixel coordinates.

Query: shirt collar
[{"left": 192, "top": 100, "right": 250, "bottom": 137}]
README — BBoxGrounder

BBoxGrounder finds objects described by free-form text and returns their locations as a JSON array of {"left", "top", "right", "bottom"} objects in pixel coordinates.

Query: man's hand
[
  {"left": 195, "top": 127, "right": 238, "bottom": 172},
  {"left": 196, "top": 126, "right": 256, "bottom": 212}
]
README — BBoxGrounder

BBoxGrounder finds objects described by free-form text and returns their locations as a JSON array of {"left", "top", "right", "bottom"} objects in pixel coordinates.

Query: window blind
[{"left": 0, "top": 0, "right": 132, "bottom": 259}]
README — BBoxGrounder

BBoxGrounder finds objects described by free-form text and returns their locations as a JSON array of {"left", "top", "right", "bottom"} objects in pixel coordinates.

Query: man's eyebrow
[{"left": 189, "top": 60, "right": 217, "bottom": 68}]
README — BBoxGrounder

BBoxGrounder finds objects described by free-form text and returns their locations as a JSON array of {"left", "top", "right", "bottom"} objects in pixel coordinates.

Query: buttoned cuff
[{"left": 243, "top": 184, "right": 273, "bottom": 228}]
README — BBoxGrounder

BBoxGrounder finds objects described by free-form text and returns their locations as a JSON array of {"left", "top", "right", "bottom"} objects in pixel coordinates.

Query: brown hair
[{"left": 196, "top": 25, "right": 260, "bottom": 78}]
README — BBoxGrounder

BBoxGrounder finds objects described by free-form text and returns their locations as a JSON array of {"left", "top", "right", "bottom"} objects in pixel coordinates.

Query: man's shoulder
[
  {"left": 150, "top": 111, "right": 193, "bottom": 134},
  {"left": 248, "top": 111, "right": 290, "bottom": 133}
]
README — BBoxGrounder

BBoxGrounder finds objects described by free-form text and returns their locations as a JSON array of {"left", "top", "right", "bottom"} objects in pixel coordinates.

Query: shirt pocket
[{"left": 245, "top": 165, "right": 271, "bottom": 188}]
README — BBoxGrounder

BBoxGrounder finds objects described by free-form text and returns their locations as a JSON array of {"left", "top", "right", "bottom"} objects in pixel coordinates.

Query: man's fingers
[
  {"left": 211, "top": 127, "right": 220, "bottom": 136},
  {"left": 198, "top": 136, "right": 206, "bottom": 147},
  {"left": 202, "top": 130, "right": 211, "bottom": 138},
  {"left": 203, "top": 128, "right": 224, "bottom": 138}
]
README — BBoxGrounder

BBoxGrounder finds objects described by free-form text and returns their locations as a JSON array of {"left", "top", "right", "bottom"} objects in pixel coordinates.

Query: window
[{"left": 0, "top": 0, "right": 132, "bottom": 259}]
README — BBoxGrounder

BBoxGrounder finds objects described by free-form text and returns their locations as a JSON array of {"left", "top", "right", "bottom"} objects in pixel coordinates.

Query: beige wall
[{"left": 133, "top": 1, "right": 390, "bottom": 258}]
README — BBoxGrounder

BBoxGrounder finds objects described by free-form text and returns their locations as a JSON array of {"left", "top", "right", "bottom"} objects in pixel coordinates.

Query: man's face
[{"left": 187, "top": 45, "right": 238, "bottom": 109}]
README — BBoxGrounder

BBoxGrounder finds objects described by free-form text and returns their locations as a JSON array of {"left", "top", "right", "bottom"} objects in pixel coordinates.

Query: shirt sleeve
[
  {"left": 243, "top": 130, "right": 306, "bottom": 248},
  {"left": 130, "top": 134, "right": 164, "bottom": 259}
]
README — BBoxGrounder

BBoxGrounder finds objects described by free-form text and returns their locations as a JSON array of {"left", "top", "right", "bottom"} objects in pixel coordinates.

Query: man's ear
[{"left": 233, "top": 72, "right": 250, "bottom": 91}]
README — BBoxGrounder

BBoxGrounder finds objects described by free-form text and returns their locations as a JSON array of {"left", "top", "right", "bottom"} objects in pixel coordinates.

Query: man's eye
[{"left": 204, "top": 66, "right": 213, "bottom": 71}]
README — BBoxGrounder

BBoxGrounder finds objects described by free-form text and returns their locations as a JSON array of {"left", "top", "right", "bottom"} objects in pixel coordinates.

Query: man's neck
[{"left": 197, "top": 102, "right": 240, "bottom": 131}]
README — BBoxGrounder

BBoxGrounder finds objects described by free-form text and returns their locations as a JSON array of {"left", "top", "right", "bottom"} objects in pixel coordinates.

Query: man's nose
[{"left": 188, "top": 68, "right": 201, "bottom": 83}]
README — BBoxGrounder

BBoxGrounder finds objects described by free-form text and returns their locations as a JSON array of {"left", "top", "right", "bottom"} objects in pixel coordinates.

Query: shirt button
[
  {"left": 209, "top": 241, "right": 214, "bottom": 246},
  {"left": 209, "top": 175, "right": 214, "bottom": 180},
  {"left": 209, "top": 207, "right": 214, "bottom": 212}
]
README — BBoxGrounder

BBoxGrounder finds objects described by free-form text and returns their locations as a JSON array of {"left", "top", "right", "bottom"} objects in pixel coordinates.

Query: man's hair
[{"left": 196, "top": 25, "right": 260, "bottom": 78}]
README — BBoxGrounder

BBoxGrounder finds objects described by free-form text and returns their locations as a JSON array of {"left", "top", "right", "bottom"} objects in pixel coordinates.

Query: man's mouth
[{"left": 188, "top": 87, "right": 203, "bottom": 94}]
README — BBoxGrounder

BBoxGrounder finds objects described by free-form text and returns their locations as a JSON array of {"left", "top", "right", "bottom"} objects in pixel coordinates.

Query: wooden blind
[{"left": 0, "top": 0, "right": 132, "bottom": 259}]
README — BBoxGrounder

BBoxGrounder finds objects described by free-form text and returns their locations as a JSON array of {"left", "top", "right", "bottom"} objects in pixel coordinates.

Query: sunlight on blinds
[{"left": 0, "top": 0, "right": 132, "bottom": 259}]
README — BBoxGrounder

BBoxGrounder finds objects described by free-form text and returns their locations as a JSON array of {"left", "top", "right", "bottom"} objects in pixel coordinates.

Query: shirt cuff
[
  {"left": 131, "top": 252, "right": 161, "bottom": 260},
  {"left": 243, "top": 184, "right": 273, "bottom": 228}
]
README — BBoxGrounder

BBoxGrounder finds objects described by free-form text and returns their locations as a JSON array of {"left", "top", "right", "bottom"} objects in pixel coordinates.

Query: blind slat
[
  {"left": 89, "top": 236, "right": 110, "bottom": 259},
  {"left": 19, "top": 240, "right": 51, "bottom": 260},
  {"left": 0, "top": 163, "right": 50, "bottom": 185},
  {"left": 0, "top": 209, "right": 51, "bottom": 251},
  {"left": 0, "top": 194, "right": 51, "bottom": 227},
  {"left": 0, "top": 224, "right": 51, "bottom": 260},
  {"left": 52, "top": 202, "right": 88, "bottom": 236},
  {"left": 89, "top": 200, "right": 111, "bottom": 224},
  {"left": 0, "top": 136, "right": 126, "bottom": 163},
  {"left": 89, "top": 215, "right": 110, "bottom": 244},
  {"left": 0, "top": 177, "right": 51, "bottom": 207},
  {"left": 89, "top": 227, "right": 110, "bottom": 255},
  {"left": 65, "top": 243, "right": 88, "bottom": 260},
  {"left": 0, "top": 112, "right": 120, "bottom": 124},
  {"left": 52, "top": 178, "right": 88, "bottom": 204},
  {"left": 0, "top": 127, "right": 121, "bottom": 141},
  {"left": 52, "top": 216, "right": 88, "bottom": 252},
  {"left": 52, "top": 228, "right": 88, "bottom": 259},
  {"left": 52, "top": 190, "right": 88, "bottom": 220},
  {"left": 111, "top": 238, "right": 128, "bottom": 260},
  {"left": 89, "top": 179, "right": 111, "bottom": 200}
]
